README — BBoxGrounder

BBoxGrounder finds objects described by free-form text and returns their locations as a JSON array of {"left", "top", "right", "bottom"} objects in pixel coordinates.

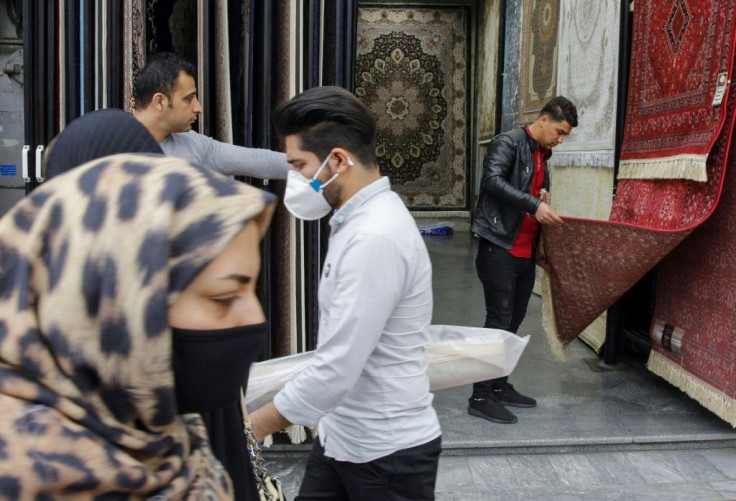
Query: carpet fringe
[
  {"left": 547, "top": 150, "right": 616, "bottom": 169},
  {"left": 541, "top": 270, "right": 570, "bottom": 362},
  {"left": 648, "top": 351, "right": 736, "bottom": 428},
  {"left": 618, "top": 154, "right": 708, "bottom": 182}
]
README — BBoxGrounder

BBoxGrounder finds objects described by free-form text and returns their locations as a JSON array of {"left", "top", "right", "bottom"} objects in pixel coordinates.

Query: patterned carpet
[
  {"left": 518, "top": 0, "right": 559, "bottom": 125},
  {"left": 356, "top": 7, "right": 469, "bottom": 210},
  {"left": 549, "top": 0, "right": 619, "bottom": 169},
  {"left": 618, "top": 0, "right": 733, "bottom": 181},
  {"left": 541, "top": 0, "right": 736, "bottom": 426}
]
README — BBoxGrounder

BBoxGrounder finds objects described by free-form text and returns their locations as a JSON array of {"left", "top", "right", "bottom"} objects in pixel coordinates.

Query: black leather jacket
[{"left": 470, "top": 126, "right": 551, "bottom": 249}]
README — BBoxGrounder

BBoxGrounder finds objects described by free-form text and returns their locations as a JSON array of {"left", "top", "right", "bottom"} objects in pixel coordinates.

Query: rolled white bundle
[
  {"left": 245, "top": 325, "right": 529, "bottom": 411},
  {"left": 423, "top": 325, "right": 529, "bottom": 391}
]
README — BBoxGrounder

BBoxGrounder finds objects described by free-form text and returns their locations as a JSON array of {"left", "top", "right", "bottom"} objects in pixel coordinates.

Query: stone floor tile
[
  {"left": 435, "top": 457, "right": 479, "bottom": 493},
  {"left": 548, "top": 453, "right": 605, "bottom": 487},
  {"left": 506, "top": 455, "right": 560, "bottom": 488},
  {"left": 466, "top": 455, "right": 520, "bottom": 490},
  {"left": 625, "top": 451, "right": 687, "bottom": 484},
  {"left": 490, "top": 485, "right": 626, "bottom": 501},
  {"left": 447, "top": 491, "right": 496, "bottom": 501},
  {"left": 700, "top": 448, "right": 736, "bottom": 480},
  {"left": 621, "top": 481, "right": 724, "bottom": 500},
  {"left": 667, "top": 449, "right": 730, "bottom": 482},
  {"left": 584, "top": 451, "right": 647, "bottom": 486},
  {"left": 434, "top": 493, "right": 455, "bottom": 501},
  {"left": 710, "top": 479, "right": 736, "bottom": 499}
]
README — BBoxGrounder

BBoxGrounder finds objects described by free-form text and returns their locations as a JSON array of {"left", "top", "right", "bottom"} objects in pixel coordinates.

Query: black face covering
[
  {"left": 171, "top": 322, "right": 268, "bottom": 500},
  {"left": 171, "top": 322, "right": 268, "bottom": 414}
]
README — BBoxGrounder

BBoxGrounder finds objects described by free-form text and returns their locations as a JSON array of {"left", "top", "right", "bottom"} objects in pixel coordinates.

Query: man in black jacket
[{"left": 469, "top": 96, "right": 578, "bottom": 424}]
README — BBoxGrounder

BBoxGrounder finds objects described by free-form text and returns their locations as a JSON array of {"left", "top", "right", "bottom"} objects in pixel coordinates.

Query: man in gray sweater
[{"left": 132, "top": 52, "right": 289, "bottom": 180}]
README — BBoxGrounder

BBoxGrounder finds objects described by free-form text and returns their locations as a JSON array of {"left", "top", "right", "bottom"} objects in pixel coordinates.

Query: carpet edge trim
[
  {"left": 648, "top": 351, "right": 736, "bottom": 428},
  {"left": 541, "top": 270, "right": 570, "bottom": 363},
  {"left": 618, "top": 154, "right": 708, "bottom": 182}
]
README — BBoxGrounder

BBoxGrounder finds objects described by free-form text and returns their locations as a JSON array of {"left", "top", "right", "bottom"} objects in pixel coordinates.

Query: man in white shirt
[
  {"left": 250, "top": 86, "right": 442, "bottom": 500},
  {"left": 132, "top": 52, "right": 289, "bottom": 180}
]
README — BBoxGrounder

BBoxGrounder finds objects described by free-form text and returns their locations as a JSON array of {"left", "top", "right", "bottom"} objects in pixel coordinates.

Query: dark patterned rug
[
  {"left": 356, "top": 7, "right": 469, "bottom": 210},
  {"left": 518, "top": 0, "right": 560, "bottom": 125}
]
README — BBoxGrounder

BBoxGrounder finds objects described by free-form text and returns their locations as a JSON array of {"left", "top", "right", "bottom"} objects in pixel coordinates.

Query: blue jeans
[{"left": 472, "top": 239, "right": 535, "bottom": 398}]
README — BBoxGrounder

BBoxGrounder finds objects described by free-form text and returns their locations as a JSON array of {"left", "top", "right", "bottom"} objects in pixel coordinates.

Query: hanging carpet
[
  {"left": 540, "top": 0, "right": 736, "bottom": 425},
  {"left": 648, "top": 132, "right": 736, "bottom": 426},
  {"left": 355, "top": 6, "right": 470, "bottom": 210},
  {"left": 518, "top": 0, "right": 560, "bottom": 126},
  {"left": 618, "top": 0, "right": 733, "bottom": 182},
  {"left": 501, "top": 0, "right": 524, "bottom": 132},
  {"left": 549, "top": 0, "right": 619, "bottom": 169}
]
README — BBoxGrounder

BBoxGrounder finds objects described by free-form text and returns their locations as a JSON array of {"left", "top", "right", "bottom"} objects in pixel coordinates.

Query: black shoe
[
  {"left": 492, "top": 382, "right": 537, "bottom": 408},
  {"left": 467, "top": 397, "right": 517, "bottom": 424}
]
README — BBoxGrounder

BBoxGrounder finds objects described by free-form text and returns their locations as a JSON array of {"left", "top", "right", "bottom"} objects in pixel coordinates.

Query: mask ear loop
[
  {"left": 309, "top": 155, "right": 354, "bottom": 192},
  {"left": 308, "top": 155, "right": 332, "bottom": 192}
]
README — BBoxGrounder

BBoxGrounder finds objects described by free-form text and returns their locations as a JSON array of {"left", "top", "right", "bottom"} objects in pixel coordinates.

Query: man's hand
[
  {"left": 249, "top": 401, "right": 292, "bottom": 442},
  {"left": 534, "top": 201, "right": 564, "bottom": 226}
]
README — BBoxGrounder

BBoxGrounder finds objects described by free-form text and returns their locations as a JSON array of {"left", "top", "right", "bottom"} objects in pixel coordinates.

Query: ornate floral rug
[
  {"left": 548, "top": 0, "right": 619, "bottom": 169},
  {"left": 356, "top": 7, "right": 469, "bottom": 210},
  {"left": 541, "top": 0, "right": 736, "bottom": 425},
  {"left": 518, "top": 0, "right": 560, "bottom": 125},
  {"left": 618, "top": 0, "right": 734, "bottom": 181}
]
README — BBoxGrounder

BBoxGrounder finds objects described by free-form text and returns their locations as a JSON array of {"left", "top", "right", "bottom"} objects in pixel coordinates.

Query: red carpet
[
  {"left": 647, "top": 114, "right": 736, "bottom": 425},
  {"left": 541, "top": 0, "right": 736, "bottom": 425},
  {"left": 618, "top": 0, "right": 734, "bottom": 182}
]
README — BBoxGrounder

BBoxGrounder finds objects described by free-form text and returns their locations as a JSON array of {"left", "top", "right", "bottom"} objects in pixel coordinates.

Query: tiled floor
[
  {"left": 268, "top": 446, "right": 736, "bottom": 500},
  {"left": 262, "top": 232, "right": 736, "bottom": 500}
]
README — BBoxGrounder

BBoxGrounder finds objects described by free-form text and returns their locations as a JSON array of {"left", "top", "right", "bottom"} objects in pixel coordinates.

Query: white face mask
[{"left": 284, "top": 154, "right": 350, "bottom": 221}]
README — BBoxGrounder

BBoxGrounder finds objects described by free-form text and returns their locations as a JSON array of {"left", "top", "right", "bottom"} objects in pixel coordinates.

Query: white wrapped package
[
  {"left": 245, "top": 351, "right": 314, "bottom": 411},
  {"left": 424, "top": 325, "right": 528, "bottom": 391},
  {"left": 245, "top": 325, "right": 528, "bottom": 411}
]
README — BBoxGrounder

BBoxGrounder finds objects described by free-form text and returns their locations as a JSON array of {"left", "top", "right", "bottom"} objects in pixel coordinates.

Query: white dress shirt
[{"left": 274, "top": 176, "right": 441, "bottom": 463}]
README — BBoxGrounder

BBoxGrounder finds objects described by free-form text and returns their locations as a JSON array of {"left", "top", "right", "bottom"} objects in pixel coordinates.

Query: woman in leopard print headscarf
[{"left": 0, "top": 153, "right": 275, "bottom": 499}]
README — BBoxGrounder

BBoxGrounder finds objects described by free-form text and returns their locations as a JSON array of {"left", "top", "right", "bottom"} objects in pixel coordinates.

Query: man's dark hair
[
  {"left": 540, "top": 96, "right": 578, "bottom": 128},
  {"left": 273, "top": 86, "right": 377, "bottom": 166},
  {"left": 133, "top": 52, "right": 196, "bottom": 110}
]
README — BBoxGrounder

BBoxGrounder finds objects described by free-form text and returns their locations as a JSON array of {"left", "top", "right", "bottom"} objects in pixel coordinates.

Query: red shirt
[{"left": 508, "top": 128, "right": 546, "bottom": 258}]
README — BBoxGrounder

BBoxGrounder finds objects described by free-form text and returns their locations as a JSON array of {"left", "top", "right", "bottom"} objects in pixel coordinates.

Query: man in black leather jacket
[{"left": 469, "top": 96, "right": 578, "bottom": 424}]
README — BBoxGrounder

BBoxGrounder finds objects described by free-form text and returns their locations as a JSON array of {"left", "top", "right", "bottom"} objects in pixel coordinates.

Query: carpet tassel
[
  {"left": 618, "top": 154, "right": 708, "bottom": 182},
  {"left": 541, "top": 270, "right": 571, "bottom": 363},
  {"left": 648, "top": 351, "right": 736, "bottom": 428}
]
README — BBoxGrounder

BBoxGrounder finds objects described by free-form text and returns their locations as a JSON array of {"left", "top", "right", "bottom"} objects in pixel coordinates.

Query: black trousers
[
  {"left": 295, "top": 436, "right": 442, "bottom": 501},
  {"left": 472, "top": 239, "right": 536, "bottom": 398}
]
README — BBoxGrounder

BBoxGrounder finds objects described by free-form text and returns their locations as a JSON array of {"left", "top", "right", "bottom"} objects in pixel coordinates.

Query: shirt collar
[
  {"left": 524, "top": 125, "right": 552, "bottom": 159},
  {"left": 329, "top": 176, "right": 391, "bottom": 230}
]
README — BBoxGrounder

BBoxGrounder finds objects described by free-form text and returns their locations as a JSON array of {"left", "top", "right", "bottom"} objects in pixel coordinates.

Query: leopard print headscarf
[{"left": 0, "top": 154, "right": 275, "bottom": 499}]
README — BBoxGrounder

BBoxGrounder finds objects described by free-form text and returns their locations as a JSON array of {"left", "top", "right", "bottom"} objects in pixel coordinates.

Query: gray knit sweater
[{"left": 160, "top": 131, "right": 289, "bottom": 180}]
